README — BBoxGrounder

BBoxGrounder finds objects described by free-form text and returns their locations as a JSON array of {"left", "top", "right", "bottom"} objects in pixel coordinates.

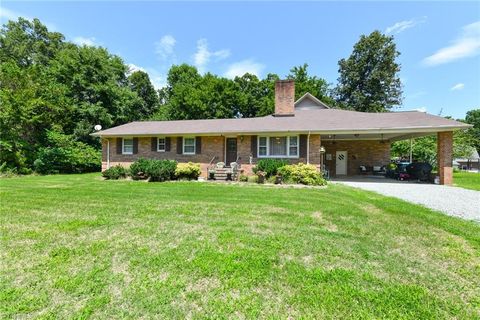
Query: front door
[
  {"left": 336, "top": 151, "right": 347, "bottom": 175},
  {"left": 226, "top": 138, "right": 237, "bottom": 166}
]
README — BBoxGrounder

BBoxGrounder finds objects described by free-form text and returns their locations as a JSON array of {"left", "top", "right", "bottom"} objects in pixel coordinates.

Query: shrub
[
  {"left": 102, "top": 165, "right": 128, "bottom": 180},
  {"left": 278, "top": 163, "right": 327, "bottom": 186},
  {"left": 267, "top": 175, "right": 277, "bottom": 184},
  {"left": 145, "top": 160, "right": 177, "bottom": 182},
  {"left": 247, "top": 175, "right": 258, "bottom": 183},
  {"left": 130, "top": 158, "right": 152, "bottom": 180},
  {"left": 239, "top": 174, "right": 248, "bottom": 182},
  {"left": 0, "top": 162, "right": 18, "bottom": 177},
  {"left": 175, "top": 162, "right": 201, "bottom": 180},
  {"left": 253, "top": 159, "right": 288, "bottom": 178},
  {"left": 34, "top": 131, "right": 101, "bottom": 174}
]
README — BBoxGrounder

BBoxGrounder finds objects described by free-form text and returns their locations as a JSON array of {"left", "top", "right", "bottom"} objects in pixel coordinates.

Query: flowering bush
[
  {"left": 175, "top": 162, "right": 201, "bottom": 180},
  {"left": 278, "top": 163, "right": 326, "bottom": 186}
]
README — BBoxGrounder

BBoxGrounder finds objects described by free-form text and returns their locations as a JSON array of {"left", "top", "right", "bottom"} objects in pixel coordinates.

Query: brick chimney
[{"left": 274, "top": 80, "right": 295, "bottom": 116}]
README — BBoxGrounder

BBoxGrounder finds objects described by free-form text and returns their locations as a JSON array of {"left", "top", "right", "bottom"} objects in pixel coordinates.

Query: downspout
[
  {"left": 106, "top": 138, "right": 110, "bottom": 169},
  {"left": 307, "top": 131, "right": 311, "bottom": 164}
]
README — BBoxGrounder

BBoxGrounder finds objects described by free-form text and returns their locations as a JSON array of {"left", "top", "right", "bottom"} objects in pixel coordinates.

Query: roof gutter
[{"left": 90, "top": 124, "right": 471, "bottom": 138}]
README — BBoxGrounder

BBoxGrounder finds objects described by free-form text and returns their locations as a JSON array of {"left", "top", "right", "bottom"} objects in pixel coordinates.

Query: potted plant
[
  {"left": 274, "top": 174, "right": 282, "bottom": 184},
  {"left": 256, "top": 171, "right": 265, "bottom": 184}
]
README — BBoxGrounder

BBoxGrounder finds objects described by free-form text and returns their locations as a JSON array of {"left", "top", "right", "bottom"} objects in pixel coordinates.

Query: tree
[
  {"left": 287, "top": 64, "right": 334, "bottom": 106},
  {"left": 335, "top": 31, "right": 403, "bottom": 112},
  {"left": 155, "top": 64, "right": 236, "bottom": 120},
  {"left": 0, "top": 18, "right": 64, "bottom": 67},
  {"left": 49, "top": 44, "right": 143, "bottom": 144},
  {"left": 391, "top": 129, "right": 476, "bottom": 167},
  {"left": 0, "top": 17, "right": 153, "bottom": 171},
  {"left": 128, "top": 70, "right": 159, "bottom": 119},
  {"left": 465, "top": 109, "right": 480, "bottom": 153}
]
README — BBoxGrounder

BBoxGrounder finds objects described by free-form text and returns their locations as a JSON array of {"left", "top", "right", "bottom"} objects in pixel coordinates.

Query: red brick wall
[
  {"left": 322, "top": 140, "right": 391, "bottom": 176},
  {"left": 236, "top": 134, "right": 321, "bottom": 174},
  {"left": 102, "top": 136, "right": 224, "bottom": 176},
  {"left": 437, "top": 131, "right": 453, "bottom": 185},
  {"left": 274, "top": 80, "right": 295, "bottom": 116},
  {"left": 101, "top": 134, "right": 322, "bottom": 176}
]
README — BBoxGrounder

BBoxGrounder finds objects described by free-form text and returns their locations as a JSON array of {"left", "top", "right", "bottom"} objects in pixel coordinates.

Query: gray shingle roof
[{"left": 92, "top": 109, "right": 471, "bottom": 137}]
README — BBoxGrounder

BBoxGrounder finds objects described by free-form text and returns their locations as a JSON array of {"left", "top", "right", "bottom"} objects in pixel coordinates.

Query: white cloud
[
  {"left": 73, "top": 36, "right": 98, "bottom": 46},
  {"left": 0, "top": 7, "right": 57, "bottom": 30},
  {"left": 385, "top": 16, "right": 427, "bottom": 34},
  {"left": 450, "top": 83, "right": 465, "bottom": 91},
  {"left": 146, "top": 69, "right": 167, "bottom": 89},
  {"left": 193, "top": 38, "right": 230, "bottom": 73},
  {"left": 127, "top": 63, "right": 146, "bottom": 75},
  {"left": 127, "top": 64, "right": 166, "bottom": 89},
  {"left": 0, "top": 7, "right": 21, "bottom": 22},
  {"left": 155, "top": 35, "right": 176, "bottom": 61},
  {"left": 423, "top": 21, "right": 480, "bottom": 66},
  {"left": 224, "top": 59, "right": 265, "bottom": 79}
]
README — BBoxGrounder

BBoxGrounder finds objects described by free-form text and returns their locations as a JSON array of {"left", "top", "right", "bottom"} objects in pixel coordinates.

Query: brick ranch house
[{"left": 92, "top": 80, "right": 471, "bottom": 185}]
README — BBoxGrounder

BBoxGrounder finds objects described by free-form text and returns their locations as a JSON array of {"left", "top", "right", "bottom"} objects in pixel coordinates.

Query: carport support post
[{"left": 437, "top": 131, "right": 453, "bottom": 185}]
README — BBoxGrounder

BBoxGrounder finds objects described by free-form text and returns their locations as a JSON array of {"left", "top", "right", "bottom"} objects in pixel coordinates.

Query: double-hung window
[
  {"left": 258, "top": 137, "right": 268, "bottom": 156},
  {"left": 183, "top": 137, "right": 195, "bottom": 155},
  {"left": 257, "top": 136, "right": 298, "bottom": 158},
  {"left": 157, "top": 137, "right": 166, "bottom": 152},
  {"left": 122, "top": 138, "right": 133, "bottom": 155}
]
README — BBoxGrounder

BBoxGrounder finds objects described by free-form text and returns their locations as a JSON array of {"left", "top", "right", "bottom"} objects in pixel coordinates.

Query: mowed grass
[
  {"left": 454, "top": 171, "right": 480, "bottom": 191},
  {"left": 0, "top": 174, "right": 479, "bottom": 319}
]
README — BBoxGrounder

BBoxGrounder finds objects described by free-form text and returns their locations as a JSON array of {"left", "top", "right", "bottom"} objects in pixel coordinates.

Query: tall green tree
[
  {"left": 335, "top": 31, "right": 403, "bottom": 112},
  {"left": 0, "top": 17, "right": 154, "bottom": 171},
  {"left": 465, "top": 109, "right": 480, "bottom": 153},
  {"left": 49, "top": 44, "right": 143, "bottom": 144},
  {"left": 287, "top": 64, "right": 334, "bottom": 106},
  {"left": 128, "top": 70, "right": 159, "bottom": 119},
  {"left": 155, "top": 64, "right": 236, "bottom": 120}
]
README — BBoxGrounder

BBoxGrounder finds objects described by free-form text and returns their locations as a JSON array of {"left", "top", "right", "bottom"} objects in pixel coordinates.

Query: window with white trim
[
  {"left": 122, "top": 138, "right": 133, "bottom": 155},
  {"left": 289, "top": 136, "right": 298, "bottom": 156},
  {"left": 157, "top": 137, "right": 166, "bottom": 152},
  {"left": 183, "top": 137, "right": 195, "bottom": 154},
  {"left": 258, "top": 137, "right": 267, "bottom": 156},
  {"left": 257, "top": 136, "right": 299, "bottom": 158}
]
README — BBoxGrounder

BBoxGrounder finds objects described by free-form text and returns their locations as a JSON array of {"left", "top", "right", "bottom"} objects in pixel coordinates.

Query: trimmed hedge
[
  {"left": 175, "top": 162, "right": 201, "bottom": 180},
  {"left": 129, "top": 158, "right": 151, "bottom": 180},
  {"left": 278, "top": 163, "right": 326, "bottom": 186},
  {"left": 253, "top": 159, "right": 288, "bottom": 178},
  {"left": 145, "top": 160, "right": 177, "bottom": 182},
  {"left": 102, "top": 165, "right": 128, "bottom": 180}
]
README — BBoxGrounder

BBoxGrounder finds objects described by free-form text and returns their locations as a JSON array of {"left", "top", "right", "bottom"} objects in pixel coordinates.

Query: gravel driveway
[{"left": 334, "top": 178, "right": 480, "bottom": 222}]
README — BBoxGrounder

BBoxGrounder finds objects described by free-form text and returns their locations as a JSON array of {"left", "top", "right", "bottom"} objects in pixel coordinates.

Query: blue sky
[{"left": 1, "top": 1, "right": 479, "bottom": 119}]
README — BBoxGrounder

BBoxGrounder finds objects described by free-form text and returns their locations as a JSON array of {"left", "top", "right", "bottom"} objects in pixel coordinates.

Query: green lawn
[
  {"left": 454, "top": 171, "right": 480, "bottom": 191},
  {"left": 1, "top": 174, "right": 479, "bottom": 319}
]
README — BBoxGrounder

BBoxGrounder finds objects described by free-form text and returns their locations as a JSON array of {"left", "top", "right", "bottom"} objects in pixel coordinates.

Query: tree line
[{"left": 0, "top": 17, "right": 478, "bottom": 173}]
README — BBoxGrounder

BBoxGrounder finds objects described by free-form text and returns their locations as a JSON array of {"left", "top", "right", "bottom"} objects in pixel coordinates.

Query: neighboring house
[
  {"left": 92, "top": 80, "right": 471, "bottom": 185},
  {"left": 454, "top": 150, "right": 480, "bottom": 171}
]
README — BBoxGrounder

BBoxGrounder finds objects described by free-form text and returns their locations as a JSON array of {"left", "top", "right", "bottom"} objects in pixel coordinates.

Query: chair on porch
[
  {"left": 225, "top": 162, "right": 239, "bottom": 181},
  {"left": 359, "top": 165, "right": 369, "bottom": 175}
]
